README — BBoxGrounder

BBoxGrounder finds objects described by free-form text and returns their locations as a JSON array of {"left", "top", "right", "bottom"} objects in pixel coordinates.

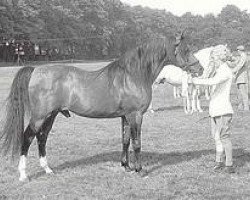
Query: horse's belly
[
  {"left": 69, "top": 90, "right": 147, "bottom": 118},
  {"left": 165, "top": 75, "right": 182, "bottom": 85},
  {"left": 69, "top": 100, "right": 134, "bottom": 118}
]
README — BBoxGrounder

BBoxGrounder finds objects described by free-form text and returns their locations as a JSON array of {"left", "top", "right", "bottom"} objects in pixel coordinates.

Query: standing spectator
[
  {"left": 14, "top": 43, "right": 19, "bottom": 63},
  {"left": 34, "top": 44, "right": 40, "bottom": 61},
  {"left": 231, "top": 45, "right": 249, "bottom": 111},
  {"left": 18, "top": 43, "right": 25, "bottom": 63}
]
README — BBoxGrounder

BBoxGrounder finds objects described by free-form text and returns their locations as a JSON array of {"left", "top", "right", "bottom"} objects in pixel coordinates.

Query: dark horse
[{"left": 0, "top": 33, "right": 203, "bottom": 181}]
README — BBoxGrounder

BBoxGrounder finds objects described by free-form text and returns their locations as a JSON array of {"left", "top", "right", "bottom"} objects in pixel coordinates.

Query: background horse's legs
[
  {"left": 36, "top": 112, "right": 58, "bottom": 174},
  {"left": 18, "top": 125, "right": 36, "bottom": 181},
  {"left": 173, "top": 86, "right": 178, "bottom": 99},
  {"left": 196, "top": 88, "right": 203, "bottom": 112},
  {"left": 205, "top": 86, "right": 210, "bottom": 100},
  {"left": 176, "top": 86, "right": 182, "bottom": 98},
  {"left": 121, "top": 116, "right": 131, "bottom": 171},
  {"left": 148, "top": 101, "right": 154, "bottom": 113},
  {"left": 191, "top": 86, "right": 203, "bottom": 113},
  {"left": 183, "top": 96, "right": 191, "bottom": 114},
  {"left": 191, "top": 87, "right": 198, "bottom": 113},
  {"left": 182, "top": 89, "right": 190, "bottom": 114},
  {"left": 148, "top": 84, "right": 157, "bottom": 113}
]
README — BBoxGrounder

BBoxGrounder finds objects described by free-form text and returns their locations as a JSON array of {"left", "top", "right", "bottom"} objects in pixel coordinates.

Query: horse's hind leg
[
  {"left": 36, "top": 112, "right": 58, "bottom": 174},
  {"left": 18, "top": 125, "right": 36, "bottom": 181}
]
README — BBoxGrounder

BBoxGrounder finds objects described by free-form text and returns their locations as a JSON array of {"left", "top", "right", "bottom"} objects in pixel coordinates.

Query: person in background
[
  {"left": 191, "top": 46, "right": 235, "bottom": 173},
  {"left": 231, "top": 45, "right": 249, "bottom": 111}
]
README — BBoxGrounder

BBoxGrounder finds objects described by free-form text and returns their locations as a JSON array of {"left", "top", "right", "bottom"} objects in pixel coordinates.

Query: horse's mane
[{"left": 104, "top": 37, "right": 177, "bottom": 85}]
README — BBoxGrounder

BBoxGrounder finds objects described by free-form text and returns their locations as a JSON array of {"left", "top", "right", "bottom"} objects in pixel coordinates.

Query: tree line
[{"left": 0, "top": 0, "right": 250, "bottom": 60}]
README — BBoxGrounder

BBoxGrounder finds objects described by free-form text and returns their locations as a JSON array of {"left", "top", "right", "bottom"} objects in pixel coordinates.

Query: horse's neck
[{"left": 152, "top": 57, "right": 176, "bottom": 84}]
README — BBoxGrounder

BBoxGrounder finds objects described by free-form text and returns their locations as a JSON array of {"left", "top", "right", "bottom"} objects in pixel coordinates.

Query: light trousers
[{"left": 210, "top": 114, "right": 233, "bottom": 166}]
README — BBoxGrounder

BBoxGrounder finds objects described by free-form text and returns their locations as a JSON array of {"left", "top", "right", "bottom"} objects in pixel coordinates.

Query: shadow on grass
[
  {"left": 31, "top": 148, "right": 250, "bottom": 180},
  {"left": 152, "top": 105, "right": 209, "bottom": 113},
  {"left": 234, "top": 148, "right": 250, "bottom": 168},
  {"left": 152, "top": 106, "right": 185, "bottom": 112},
  {"left": 31, "top": 149, "right": 214, "bottom": 179},
  {"left": 30, "top": 148, "right": 250, "bottom": 180}
]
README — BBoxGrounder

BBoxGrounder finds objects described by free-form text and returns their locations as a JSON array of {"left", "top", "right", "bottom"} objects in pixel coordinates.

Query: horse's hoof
[
  {"left": 148, "top": 109, "right": 155, "bottom": 113},
  {"left": 121, "top": 162, "right": 133, "bottom": 172},
  {"left": 19, "top": 176, "right": 30, "bottom": 182},
  {"left": 45, "top": 168, "right": 54, "bottom": 174},
  {"left": 136, "top": 169, "right": 149, "bottom": 178},
  {"left": 124, "top": 166, "right": 133, "bottom": 172}
]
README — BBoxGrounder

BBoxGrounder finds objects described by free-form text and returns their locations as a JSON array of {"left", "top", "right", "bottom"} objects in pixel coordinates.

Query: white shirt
[{"left": 193, "top": 63, "right": 233, "bottom": 117}]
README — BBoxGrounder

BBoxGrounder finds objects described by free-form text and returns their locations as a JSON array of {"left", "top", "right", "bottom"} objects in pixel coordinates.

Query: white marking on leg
[
  {"left": 40, "top": 156, "right": 53, "bottom": 174},
  {"left": 18, "top": 155, "right": 28, "bottom": 181}
]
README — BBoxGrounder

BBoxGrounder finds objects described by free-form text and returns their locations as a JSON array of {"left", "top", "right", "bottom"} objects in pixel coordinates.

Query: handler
[
  {"left": 191, "top": 46, "right": 235, "bottom": 173},
  {"left": 231, "top": 45, "right": 249, "bottom": 111}
]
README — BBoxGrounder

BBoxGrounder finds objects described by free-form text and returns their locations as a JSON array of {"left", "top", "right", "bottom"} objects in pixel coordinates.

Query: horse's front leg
[
  {"left": 121, "top": 116, "right": 132, "bottom": 172},
  {"left": 127, "top": 112, "right": 146, "bottom": 175}
]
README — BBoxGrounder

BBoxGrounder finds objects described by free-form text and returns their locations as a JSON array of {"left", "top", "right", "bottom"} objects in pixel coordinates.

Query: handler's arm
[{"left": 192, "top": 71, "right": 229, "bottom": 86}]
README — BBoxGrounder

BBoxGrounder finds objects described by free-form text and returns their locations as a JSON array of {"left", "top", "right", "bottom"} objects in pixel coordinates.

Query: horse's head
[{"left": 174, "top": 32, "right": 203, "bottom": 77}]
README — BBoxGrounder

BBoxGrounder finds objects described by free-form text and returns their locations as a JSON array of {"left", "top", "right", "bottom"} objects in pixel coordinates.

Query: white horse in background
[
  {"left": 149, "top": 65, "right": 192, "bottom": 113},
  {"left": 149, "top": 45, "right": 227, "bottom": 114}
]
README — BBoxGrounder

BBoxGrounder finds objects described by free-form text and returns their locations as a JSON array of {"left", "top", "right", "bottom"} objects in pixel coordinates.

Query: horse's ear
[
  {"left": 180, "top": 29, "right": 186, "bottom": 39},
  {"left": 175, "top": 33, "right": 182, "bottom": 45},
  {"left": 175, "top": 29, "right": 186, "bottom": 45}
]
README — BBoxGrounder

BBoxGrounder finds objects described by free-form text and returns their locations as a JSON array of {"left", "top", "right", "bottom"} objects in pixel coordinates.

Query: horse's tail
[{"left": 0, "top": 66, "right": 35, "bottom": 157}]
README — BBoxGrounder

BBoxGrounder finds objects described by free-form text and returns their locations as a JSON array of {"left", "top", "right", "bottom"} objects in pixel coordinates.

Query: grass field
[{"left": 0, "top": 62, "right": 250, "bottom": 200}]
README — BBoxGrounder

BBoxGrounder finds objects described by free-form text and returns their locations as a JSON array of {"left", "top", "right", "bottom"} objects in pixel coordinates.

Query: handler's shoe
[
  {"left": 224, "top": 166, "right": 236, "bottom": 174},
  {"left": 213, "top": 162, "right": 224, "bottom": 171}
]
